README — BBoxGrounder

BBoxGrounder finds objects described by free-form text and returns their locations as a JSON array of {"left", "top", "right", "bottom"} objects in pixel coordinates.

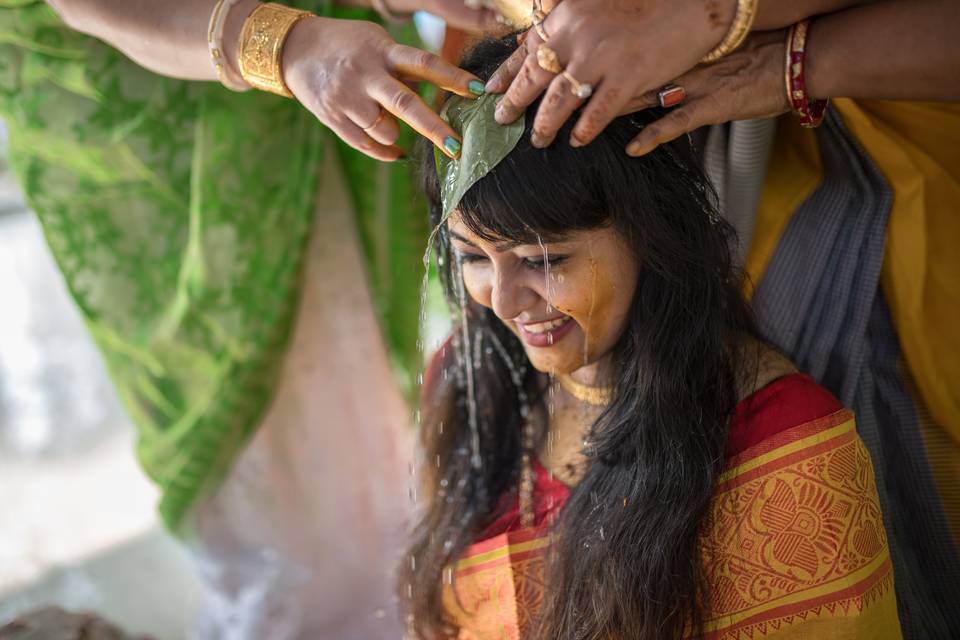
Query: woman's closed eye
[
  {"left": 455, "top": 251, "right": 488, "bottom": 264},
  {"left": 453, "top": 248, "right": 568, "bottom": 268},
  {"left": 522, "top": 255, "right": 567, "bottom": 269}
]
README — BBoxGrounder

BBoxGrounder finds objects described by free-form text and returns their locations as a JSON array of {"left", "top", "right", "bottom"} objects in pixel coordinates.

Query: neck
[{"left": 565, "top": 354, "right": 611, "bottom": 387}]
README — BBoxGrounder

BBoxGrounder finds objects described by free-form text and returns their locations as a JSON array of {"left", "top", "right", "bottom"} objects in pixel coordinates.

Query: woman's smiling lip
[{"left": 516, "top": 315, "right": 576, "bottom": 348}]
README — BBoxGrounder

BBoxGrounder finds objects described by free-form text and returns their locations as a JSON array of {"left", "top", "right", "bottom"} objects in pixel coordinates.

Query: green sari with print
[{"left": 0, "top": 0, "right": 426, "bottom": 533}]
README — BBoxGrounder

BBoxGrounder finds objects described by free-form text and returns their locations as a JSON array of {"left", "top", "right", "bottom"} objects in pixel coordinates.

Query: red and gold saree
[{"left": 442, "top": 375, "right": 901, "bottom": 639}]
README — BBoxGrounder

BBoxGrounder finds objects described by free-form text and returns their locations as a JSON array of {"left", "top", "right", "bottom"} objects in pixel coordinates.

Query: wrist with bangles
[
  {"left": 784, "top": 19, "right": 828, "bottom": 128},
  {"left": 701, "top": 0, "right": 759, "bottom": 64},
  {"left": 207, "top": 1, "right": 314, "bottom": 97},
  {"left": 207, "top": 0, "right": 252, "bottom": 91}
]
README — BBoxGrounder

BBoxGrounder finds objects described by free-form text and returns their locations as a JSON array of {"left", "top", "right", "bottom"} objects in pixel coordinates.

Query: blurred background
[
  {"left": 0, "top": 14, "right": 449, "bottom": 638},
  {"left": 0, "top": 120, "right": 202, "bottom": 637}
]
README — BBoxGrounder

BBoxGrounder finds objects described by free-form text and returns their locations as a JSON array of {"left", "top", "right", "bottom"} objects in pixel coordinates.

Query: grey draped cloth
[{"left": 704, "top": 113, "right": 960, "bottom": 639}]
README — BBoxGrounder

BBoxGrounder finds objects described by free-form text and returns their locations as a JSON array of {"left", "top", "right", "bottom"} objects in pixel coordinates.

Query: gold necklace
[
  {"left": 519, "top": 375, "right": 612, "bottom": 528},
  {"left": 556, "top": 374, "right": 613, "bottom": 407}
]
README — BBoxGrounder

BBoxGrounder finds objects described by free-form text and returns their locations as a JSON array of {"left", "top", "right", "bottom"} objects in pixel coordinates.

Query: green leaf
[{"left": 436, "top": 93, "right": 524, "bottom": 216}]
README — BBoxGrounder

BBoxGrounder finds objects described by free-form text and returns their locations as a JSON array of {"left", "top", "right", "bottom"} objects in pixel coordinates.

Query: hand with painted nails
[
  {"left": 485, "top": 0, "right": 739, "bottom": 149},
  {"left": 623, "top": 31, "right": 790, "bottom": 156},
  {"left": 283, "top": 16, "right": 485, "bottom": 161}
]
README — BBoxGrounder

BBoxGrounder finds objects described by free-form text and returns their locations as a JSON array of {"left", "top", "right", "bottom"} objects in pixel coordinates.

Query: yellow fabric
[
  {"left": 444, "top": 411, "right": 900, "bottom": 639},
  {"left": 747, "top": 100, "right": 960, "bottom": 452}
]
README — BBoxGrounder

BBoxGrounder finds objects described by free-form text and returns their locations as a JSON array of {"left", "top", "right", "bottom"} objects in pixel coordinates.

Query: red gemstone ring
[{"left": 657, "top": 84, "right": 686, "bottom": 109}]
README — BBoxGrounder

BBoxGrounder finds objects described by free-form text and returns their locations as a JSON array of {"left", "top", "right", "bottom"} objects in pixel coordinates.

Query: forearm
[
  {"left": 806, "top": 0, "right": 960, "bottom": 101},
  {"left": 753, "top": 0, "right": 875, "bottom": 31},
  {"left": 45, "top": 0, "right": 264, "bottom": 80}
]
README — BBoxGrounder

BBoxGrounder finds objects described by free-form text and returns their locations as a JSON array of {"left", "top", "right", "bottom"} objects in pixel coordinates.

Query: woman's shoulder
[
  {"left": 727, "top": 371, "right": 845, "bottom": 457},
  {"left": 709, "top": 373, "right": 896, "bottom": 639}
]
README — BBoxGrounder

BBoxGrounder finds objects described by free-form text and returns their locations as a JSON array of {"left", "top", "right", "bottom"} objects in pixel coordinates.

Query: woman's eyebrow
[
  {"left": 449, "top": 229, "right": 522, "bottom": 251},
  {"left": 448, "top": 230, "right": 477, "bottom": 247}
]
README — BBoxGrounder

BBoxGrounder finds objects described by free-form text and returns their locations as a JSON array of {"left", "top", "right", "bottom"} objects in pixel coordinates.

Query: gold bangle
[
  {"left": 701, "top": 0, "right": 759, "bottom": 64},
  {"left": 238, "top": 3, "right": 313, "bottom": 98}
]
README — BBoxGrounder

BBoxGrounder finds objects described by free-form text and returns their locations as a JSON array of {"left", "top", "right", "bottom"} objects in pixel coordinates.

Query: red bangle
[{"left": 785, "top": 19, "right": 828, "bottom": 128}]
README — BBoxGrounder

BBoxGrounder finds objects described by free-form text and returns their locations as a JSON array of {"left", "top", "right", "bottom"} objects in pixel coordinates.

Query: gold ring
[
  {"left": 531, "top": 9, "right": 548, "bottom": 40},
  {"left": 561, "top": 70, "right": 593, "bottom": 99},
  {"left": 362, "top": 109, "right": 387, "bottom": 131},
  {"left": 536, "top": 43, "right": 563, "bottom": 74}
]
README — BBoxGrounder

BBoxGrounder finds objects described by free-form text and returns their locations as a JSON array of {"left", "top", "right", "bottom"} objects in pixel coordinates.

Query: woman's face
[{"left": 448, "top": 213, "right": 639, "bottom": 377}]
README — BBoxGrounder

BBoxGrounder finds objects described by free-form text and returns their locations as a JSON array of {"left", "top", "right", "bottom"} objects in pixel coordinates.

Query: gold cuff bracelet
[{"left": 238, "top": 3, "right": 313, "bottom": 98}]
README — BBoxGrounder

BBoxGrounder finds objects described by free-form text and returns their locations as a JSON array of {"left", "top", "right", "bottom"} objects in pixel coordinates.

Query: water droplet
[
  {"left": 440, "top": 478, "right": 449, "bottom": 487},
  {"left": 444, "top": 539, "right": 454, "bottom": 551}
]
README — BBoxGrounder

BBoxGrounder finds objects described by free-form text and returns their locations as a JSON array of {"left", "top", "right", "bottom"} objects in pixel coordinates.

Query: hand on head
[
  {"left": 282, "top": 16, "right": 489, "bottom": 162},
  {"left": 484, "top": 0, "right": 739, "bottom": 150}
]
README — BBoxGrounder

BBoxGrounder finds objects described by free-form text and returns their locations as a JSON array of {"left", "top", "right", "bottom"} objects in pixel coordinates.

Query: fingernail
[
  {"left": 443, "top": 137, "right": 461, "bottom": 158},
  {"left": 495, "top": 103, "right": 512, "bottom": 124},
  {"left": 626, "top": 142, "right": 649, "bottom": 156},
  {"left": 570, "top": 134, "right": 585, "bottom": 148},
  {"left": 530, "top": 132, "right": 547, "bottom": 148},
  {"left": 468, "top": 80, "right": 485, "bottom": 96}
]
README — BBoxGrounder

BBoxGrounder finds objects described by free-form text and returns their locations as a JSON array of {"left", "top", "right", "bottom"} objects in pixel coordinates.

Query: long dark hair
[{"left": 400, "top": 36, "right": 760, "bottom": 640}]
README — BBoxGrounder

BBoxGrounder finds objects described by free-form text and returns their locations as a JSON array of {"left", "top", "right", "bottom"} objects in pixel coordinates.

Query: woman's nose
[{"left": 490, "top": 270, "right": 537, "bottom": 321}]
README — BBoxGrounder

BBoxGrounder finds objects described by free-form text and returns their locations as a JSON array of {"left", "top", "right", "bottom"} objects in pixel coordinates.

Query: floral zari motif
[{"left": 443, "top": 410, "right": 900, "bottom": 639}]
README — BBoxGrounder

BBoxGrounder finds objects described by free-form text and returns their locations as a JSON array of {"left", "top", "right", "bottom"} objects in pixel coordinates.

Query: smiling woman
[
  {"left": 402, "top": 36, "right": 901, "bottom": 640},
  {"left": 446, "top": 220, "right": 636, "bottom": 377}
]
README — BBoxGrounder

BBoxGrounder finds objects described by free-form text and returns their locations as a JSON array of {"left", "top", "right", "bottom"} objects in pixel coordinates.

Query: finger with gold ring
[
  {"left": 536, "top": 44, "right": 563, "bottom": 74},
  {"left": 531, "top": 9, "right": 549, "bottom": 40},
  {"left": 362, "top": 109, "right": 387, "bottom": 131},
  {"left": 357, "top": 107, "right": 399, "bottom": 146},
  {"left": 561, "top": 70, "right": 593, "bottom": 99},
  {"left": 657, "top": 84, "right": 686, "bottom": 108}
]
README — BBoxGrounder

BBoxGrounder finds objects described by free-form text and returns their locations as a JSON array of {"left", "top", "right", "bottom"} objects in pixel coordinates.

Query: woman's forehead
[{"left": 447, "top": 212, "right": 576, "bottom": 247}]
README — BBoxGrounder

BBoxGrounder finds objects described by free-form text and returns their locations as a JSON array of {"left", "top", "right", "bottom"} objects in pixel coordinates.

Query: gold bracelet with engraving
[
  {"left": 701, "top": 0, "right": 759, "bottom": 64},
  {"left": 238, "top": 3, "right": 313, "bottom": 97}
]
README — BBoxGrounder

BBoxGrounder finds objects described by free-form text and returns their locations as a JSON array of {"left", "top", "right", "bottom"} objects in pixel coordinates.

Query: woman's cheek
[{"left": 461, "top": 266, "right": 492, "bottom": 308}]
